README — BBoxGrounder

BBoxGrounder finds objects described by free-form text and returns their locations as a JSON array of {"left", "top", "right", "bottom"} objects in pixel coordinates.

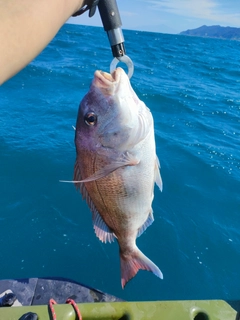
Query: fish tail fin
[{"left": 120, "top": 247, "right": 163, "bottom": 289}]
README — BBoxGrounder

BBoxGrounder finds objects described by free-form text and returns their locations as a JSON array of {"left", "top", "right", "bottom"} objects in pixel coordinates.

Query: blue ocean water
[{"left": 0, "top": 24, "right": 240, "bottom": 302}]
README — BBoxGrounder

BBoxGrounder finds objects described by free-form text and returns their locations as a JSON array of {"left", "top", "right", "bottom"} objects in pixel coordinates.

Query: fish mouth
[{"left": 93, "top": 68, "right": 122, "bottom": 94}]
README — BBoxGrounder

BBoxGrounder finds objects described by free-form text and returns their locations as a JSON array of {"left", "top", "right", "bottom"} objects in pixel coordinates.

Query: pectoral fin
[{"left": 60, "top": 152, "right": 139, "bottom": 184}]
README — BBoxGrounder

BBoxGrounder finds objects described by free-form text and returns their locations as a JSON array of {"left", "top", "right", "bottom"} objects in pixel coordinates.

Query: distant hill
[{"left": 180, "top": 25, "right": 240, "bottom": 40}]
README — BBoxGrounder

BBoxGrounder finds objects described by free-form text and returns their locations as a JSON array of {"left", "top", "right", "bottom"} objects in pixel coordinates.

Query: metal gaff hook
[
  {"left": 110, "top": 55, "right": 134, "bottom": 79},
  {"left": 98, "top": 0, "right": 134, "bottom": 79}
]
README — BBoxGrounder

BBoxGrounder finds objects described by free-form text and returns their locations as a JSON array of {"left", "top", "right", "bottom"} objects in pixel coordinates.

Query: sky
[{"left": 68, "top": 0, "right": 240, "bottom": 34}]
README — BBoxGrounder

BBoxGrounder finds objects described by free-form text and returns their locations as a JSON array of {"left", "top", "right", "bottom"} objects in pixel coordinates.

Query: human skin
[{"left": 0, "top": 0, "right": 91, "bottom": 84}]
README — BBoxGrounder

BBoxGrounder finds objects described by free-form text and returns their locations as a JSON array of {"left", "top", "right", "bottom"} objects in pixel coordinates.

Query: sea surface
[{"left": 0, "top": 24, "right": 240, "bottom": 302}]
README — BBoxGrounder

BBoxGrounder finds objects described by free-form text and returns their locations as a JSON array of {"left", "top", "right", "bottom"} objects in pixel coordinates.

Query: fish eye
[{"left": 84, "top": 112, "right": 97, "bottom": 126}]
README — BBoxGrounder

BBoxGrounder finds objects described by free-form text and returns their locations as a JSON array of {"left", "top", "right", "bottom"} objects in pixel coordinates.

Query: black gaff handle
[
  {"left": 98, "top": 0, "right": 121, "bottom": 30},
  {"left": 98, "top": 0, "right": 126, "bottom": 58}
]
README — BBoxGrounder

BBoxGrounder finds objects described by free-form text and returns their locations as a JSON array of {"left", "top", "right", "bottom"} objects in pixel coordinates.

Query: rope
[
  {"left": 49, "top": 298, "right": 82, "bottom": 320},
  {"left": 66, "top": 298, "right": 82, "bottom": 320},
  {"left": 49, "top": 299, "right": 57, "bottom": 320}
]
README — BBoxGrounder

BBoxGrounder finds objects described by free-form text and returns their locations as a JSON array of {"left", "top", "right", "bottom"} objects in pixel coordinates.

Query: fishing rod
[{"left": 72, "top": 0, "right": 134, "bottom": 78}]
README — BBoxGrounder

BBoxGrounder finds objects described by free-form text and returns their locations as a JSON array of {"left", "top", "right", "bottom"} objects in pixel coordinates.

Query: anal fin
[{"left": 137, "top": 211, "right": 154, "bottom": 238}]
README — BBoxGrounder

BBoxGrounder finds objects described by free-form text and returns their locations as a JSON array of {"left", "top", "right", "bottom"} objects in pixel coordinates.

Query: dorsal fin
[
  {"left": 74, "top": 160, "right": 115, "bottom": 244},
  {"left": 92, "top": 210, "right": 116, "bottom": 243}
]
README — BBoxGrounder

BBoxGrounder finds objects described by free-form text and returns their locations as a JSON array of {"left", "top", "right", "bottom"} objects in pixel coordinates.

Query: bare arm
[{"left": 0, "top": 0, "right": 90, "bottom": 84}]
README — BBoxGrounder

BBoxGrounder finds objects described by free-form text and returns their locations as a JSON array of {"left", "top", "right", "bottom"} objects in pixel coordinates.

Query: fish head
[{"left": 75, "top": 68, "right": 147, "bottom": 152}]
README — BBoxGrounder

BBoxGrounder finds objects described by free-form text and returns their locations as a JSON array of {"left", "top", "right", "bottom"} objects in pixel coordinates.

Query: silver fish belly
[{"left": 73, "top": 67, "right": 163, "bottom": 288}]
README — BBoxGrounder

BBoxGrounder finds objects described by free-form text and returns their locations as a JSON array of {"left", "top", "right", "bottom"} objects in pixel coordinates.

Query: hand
[{"left": 0, "top": 0, "right": 90, "bottom": 84}]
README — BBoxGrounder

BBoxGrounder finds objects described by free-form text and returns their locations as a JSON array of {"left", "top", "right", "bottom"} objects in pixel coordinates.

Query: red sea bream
[{"left": 73, "top": 67, "right": 163, "bottom": 288}]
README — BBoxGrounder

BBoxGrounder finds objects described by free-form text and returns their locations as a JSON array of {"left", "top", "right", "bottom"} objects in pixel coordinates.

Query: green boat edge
[
  {"left": 0, "top": 299, "right": 238, "bottom": 319},
  {"left": 0, "top": 278, "right": 239, "bottom": 319}
]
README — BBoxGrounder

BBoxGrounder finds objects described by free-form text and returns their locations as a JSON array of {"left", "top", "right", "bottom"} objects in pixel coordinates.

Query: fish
[{"left": 72, "top": 67, "right": 163, "bottom": 288}]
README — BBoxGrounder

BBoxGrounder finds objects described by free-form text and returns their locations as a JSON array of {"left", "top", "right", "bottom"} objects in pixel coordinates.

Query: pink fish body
[{"left": 74, "top": 68, "right": 163, "bottom": 288}]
